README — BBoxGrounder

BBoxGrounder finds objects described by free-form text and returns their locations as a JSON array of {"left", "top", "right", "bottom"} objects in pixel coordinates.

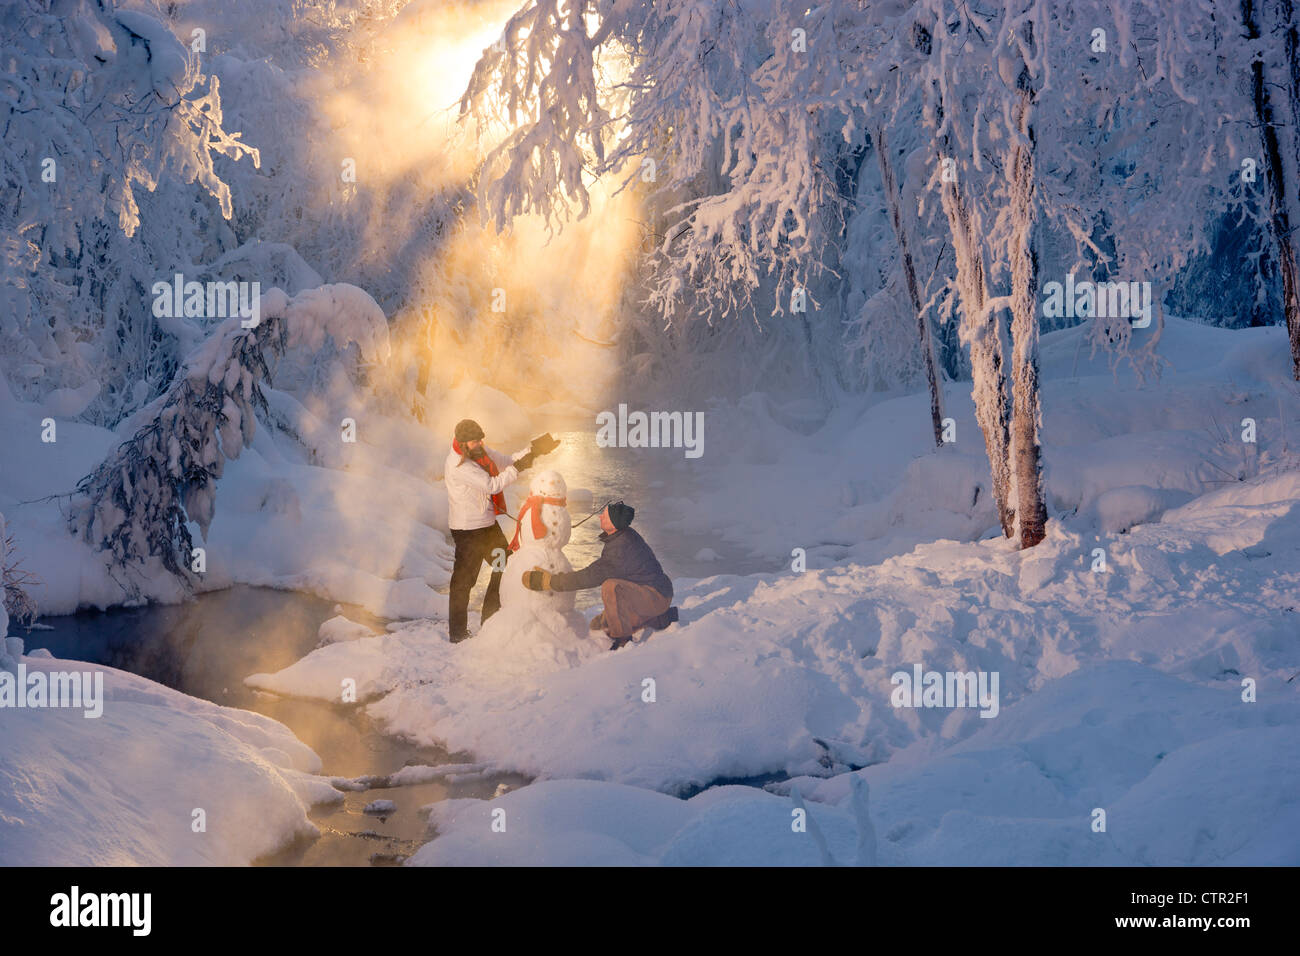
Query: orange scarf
[
  {"left": 453, "top": 439, "right": 506, "bottom": 516},
  {"left": 509, "top": 494, "right": 567, "bottom": 551}
]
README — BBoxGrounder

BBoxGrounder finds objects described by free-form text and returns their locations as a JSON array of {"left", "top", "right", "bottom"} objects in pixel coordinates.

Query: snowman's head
[
  {"left": 520, "top": 470, "right": 572, "bottom": 548},
  {"left": 529, "top": 470, "right": 566, "bottom": 499}
]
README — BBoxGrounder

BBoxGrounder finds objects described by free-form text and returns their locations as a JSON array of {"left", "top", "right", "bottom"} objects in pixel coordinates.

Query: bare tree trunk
[
  {"left": 411, "top": 309, "right": 436, "bottom": 422},
  {"left": 915, "top": 18, "right": 1011, "bottom": 534},
  {"left": 1008, "top": 90, "right": 1048, "bottom": 549},
  {"left": 875, "top": 125, "right": 946, "bottom": 446},
  {"left": 1279, "top": 0, "right": 1300, "bottom": 377},
  {"left": 1244, "top": 0, "right": 1300, "bottom": 379},
  {"left": 941, "top": 151, "right": 1015, "bottom": 538}
]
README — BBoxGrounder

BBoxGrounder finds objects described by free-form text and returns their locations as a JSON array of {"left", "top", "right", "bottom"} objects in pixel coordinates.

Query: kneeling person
[{"left": 522, "top": 501, "right": 675, "bottom": 649}]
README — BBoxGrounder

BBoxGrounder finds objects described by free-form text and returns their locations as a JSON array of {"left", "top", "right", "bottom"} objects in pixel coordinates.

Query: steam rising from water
[{"left": 315, "top": 0, "right": 644, "bottom": 414}]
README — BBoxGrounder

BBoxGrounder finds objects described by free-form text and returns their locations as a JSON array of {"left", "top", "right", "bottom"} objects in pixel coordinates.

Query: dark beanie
[
  {"left": 454, "top": 419, "right": 485, "bottom": 443},
  {"left": 607, "top": 501, "right": 635, "bottom": 531}
]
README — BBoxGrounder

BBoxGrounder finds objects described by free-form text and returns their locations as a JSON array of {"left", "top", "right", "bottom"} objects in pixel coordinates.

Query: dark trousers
[{"left": 449, "top": 523, "right": 510, "bottom": 638}]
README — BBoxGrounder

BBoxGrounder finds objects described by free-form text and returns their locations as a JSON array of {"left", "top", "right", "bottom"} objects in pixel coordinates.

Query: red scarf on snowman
[
  {"left": 509, "top": 494, "right": 567, "bottom": 552},
  {"left": 453, "top": 439, "right": 507, "bottom": 517}
]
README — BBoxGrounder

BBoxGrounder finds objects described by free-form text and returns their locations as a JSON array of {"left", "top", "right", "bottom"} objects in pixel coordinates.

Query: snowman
[{"left": 474, "top": 470, "right": 605, "bottom": 668}]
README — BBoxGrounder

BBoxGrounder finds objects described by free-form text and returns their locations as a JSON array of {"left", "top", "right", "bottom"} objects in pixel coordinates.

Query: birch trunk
[
  {"left": 875, "top": 126, "right": 946, "bottom": 446},
  {"left": 940, "top": 152, "right": 1015, "bottom": 537},
  {"left": 1008, "top": 90, "right": 1048, "bottom": 549}
]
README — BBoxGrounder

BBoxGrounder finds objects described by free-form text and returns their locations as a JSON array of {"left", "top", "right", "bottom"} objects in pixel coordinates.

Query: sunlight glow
[{"left": 314, "top": 0, "right": 645, "bottom": 417}]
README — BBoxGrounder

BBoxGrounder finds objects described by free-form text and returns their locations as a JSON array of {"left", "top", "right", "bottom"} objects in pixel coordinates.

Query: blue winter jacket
[{"left": 549, "top": 527, "right": 673, "bottom": 600}]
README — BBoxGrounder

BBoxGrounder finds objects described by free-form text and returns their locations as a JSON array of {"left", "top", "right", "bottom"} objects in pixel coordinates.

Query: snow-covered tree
[
  {"left": 862, "top": 1, "right": 1049, "bottom": 544},
  {"left": 874, "top": 124, "right": 946, "bottom": 446},
  {"left": 69, "top": 285, "right": 390, "bottom": 592},
  {"left": 0, "top": 513, "right": 9, "bottom": 649},
  {"left": 0, "top": 0, "right": 261, "bottom": 425},
  {"left": 459, "top": 0, "right": 884, "bottom": 403},
  {"left": 870, "top": 0, "right": 1267, "bottom": 545},
  {"left": 1242, "top": 0, "right": 1300, "bottom": 377}
]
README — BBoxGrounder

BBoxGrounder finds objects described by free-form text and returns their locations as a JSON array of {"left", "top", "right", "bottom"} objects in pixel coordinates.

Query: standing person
[
  {"left": 444, "top": 419, "right": 558, "bottom": 642},
  {"left": 521, "top": 500, "right": 677, "bottom": 649}
]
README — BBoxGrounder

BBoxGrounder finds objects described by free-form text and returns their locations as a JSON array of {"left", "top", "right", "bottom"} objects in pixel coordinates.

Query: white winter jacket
[{"left": 445, "top": 445, "right": 529, "bottom": 531}]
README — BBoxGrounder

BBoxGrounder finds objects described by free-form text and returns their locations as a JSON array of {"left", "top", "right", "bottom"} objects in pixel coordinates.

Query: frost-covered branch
[
  {"left": 1, "top": 0, "right": 260, "bottom": 425},
  {"left": 461, "top": 0, "right": 868, "bottom": 328}
]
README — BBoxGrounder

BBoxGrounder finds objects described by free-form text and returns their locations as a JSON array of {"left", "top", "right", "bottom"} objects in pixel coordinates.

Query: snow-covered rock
[
  {"left": 1081, "top": 485, "right": 1194, "bottom": 535},
  {"left": 315, "top": 614, "right": 381, "bottom": 647}
]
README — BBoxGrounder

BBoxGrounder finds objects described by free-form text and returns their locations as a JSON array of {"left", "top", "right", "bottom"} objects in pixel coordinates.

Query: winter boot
[{"left": 644, "top": 606, "right": 679, "bottom": 630}]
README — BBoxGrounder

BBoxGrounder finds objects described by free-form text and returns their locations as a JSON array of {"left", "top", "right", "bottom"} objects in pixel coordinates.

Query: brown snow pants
[{"left": 599, "top": 579, "right": 671, "bottom": 639}]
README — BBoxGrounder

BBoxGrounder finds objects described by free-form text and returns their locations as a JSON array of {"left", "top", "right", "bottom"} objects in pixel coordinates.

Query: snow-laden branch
[
  {"left": 1, "top": 0, "right": 261, "bottom": 425},
  {"left": 69, "top": 285, "right": 390, "bottom": 590}
]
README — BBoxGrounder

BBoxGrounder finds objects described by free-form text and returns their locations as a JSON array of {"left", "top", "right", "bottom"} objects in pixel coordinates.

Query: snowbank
[
  {"left": 413, "top": 663, "right": 1300, "bottom": 866},
  {"left": 0, "top": 645, "right": 334, "bottom": 865}
]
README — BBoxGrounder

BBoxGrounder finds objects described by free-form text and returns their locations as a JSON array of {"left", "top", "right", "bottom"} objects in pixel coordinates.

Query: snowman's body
[{"left": 475, "top": 470, "right": 606, "bottom": 668}]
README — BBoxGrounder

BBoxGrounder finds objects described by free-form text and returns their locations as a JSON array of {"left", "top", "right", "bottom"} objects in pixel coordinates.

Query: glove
[
  {"left": 522, "top": 568, "right": 552, "bottom": 591},
  {"left": 530, "top": 433, "right": 561, "bottom": 457},
  {"left": 513, "top": 451, "right": 536, "bottom": 472}
]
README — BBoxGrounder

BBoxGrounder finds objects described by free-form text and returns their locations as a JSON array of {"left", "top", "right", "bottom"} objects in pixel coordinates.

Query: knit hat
[
  {"left": 607, "top": 501, "right": 635, "bottom": 531},
  {"left": 454, "top": 419, "right": 485, "bottom": 443}
]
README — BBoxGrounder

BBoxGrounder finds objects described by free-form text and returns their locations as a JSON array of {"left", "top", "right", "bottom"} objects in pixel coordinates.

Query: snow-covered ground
[
  {"left": 4, "top": 317, "right": 1300, "bottom": 865},
  {"left": 0, "top": 637, "right": 336, "bottom": 865},
  {"left": 413, "top": 662, "right": 1300, "bottom": 865},
  {"left": 240, "top": 318, "right": 1300, "bottom": 865},
  {"left": 651, "top": 317, "right": 1300, "bottom": 569}
]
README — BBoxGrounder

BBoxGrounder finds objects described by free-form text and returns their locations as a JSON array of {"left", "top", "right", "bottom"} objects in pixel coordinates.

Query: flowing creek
[{"left": 29, "top": 430, "right": 774, "bottom": 865}]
